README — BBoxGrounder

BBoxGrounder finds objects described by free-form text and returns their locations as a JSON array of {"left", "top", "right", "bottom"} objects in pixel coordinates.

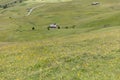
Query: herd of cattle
[
  {"left": 46, "top": 2, "right": 101, "bottom": 30},
  {"left": 0, "top": 0, "right": 100, "bottom": 31},
  {"left": 31, "top": 23, "right": 76, "bottom": 30},
  {"left": 47, "top": 23, "right": 76, "bottom": 30}
]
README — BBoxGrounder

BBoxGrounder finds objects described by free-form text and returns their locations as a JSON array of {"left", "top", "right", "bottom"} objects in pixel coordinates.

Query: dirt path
[
  {"left": 26, "top": 4, "right": 45, "bottom": 16},
  {"left": 26, "top": 0, "right": 72, "bottom": 16}
]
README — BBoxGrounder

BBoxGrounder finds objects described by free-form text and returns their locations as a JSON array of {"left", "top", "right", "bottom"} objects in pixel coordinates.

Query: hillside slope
[
  {"left": 0, "top": 0, "right": 120, "bottom": 41},
  {"left": 0, "top": 0, "right": 120, "bottom": 80}
]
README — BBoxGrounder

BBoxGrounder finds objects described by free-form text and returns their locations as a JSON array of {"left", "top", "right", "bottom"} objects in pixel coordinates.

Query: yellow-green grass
[
  {"left": 25, "top": 0, "right": 72, "bottom": 3},
  {"left": 0, "top": 27, "right": 120, "bottom": 80},
  {"left": 0, "top": 0, "right": 120, "bottom": 41},
  {"left": 0, "top": 0, "right": 120, "bottom": 80},
  {"left": 0, "top": 0, "right": 14, "bottom": 4}
]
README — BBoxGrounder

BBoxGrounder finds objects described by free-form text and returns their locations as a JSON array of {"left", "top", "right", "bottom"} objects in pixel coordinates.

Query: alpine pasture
[{"left": 0, "top": 0, "right": 120, "bottom": 80}]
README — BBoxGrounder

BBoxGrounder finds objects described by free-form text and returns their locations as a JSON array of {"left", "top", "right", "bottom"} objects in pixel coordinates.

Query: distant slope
[
  {"left": 25, "top": 0, "right": 72, "bottom": 3},
  {"left": 0, "top": 0, "right": 120, "bottom": 41}
]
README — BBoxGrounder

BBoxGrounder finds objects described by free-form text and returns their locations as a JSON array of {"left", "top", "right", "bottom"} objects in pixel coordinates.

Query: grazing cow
[
  {"left": 71, "top": 25, "right": 76, "bottom": 29},
  {"left": 91, "top": 2, "right": 100, "bottom": 5},
  {"left": 47, "top": 23, "right": 60, "bottom": 30},
  {"left": 32, "top": 27, "right": 35, "bottom": 30}
]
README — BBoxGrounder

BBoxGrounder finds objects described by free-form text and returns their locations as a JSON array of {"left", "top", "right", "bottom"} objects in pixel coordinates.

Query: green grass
[{"left": 0, "top": 0, "right": 120, "bottom": 80}]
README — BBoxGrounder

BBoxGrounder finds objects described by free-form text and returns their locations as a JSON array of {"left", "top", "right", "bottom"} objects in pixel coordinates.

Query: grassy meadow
[{"left": 0, "top": 0, "right": 120, "bottom": 80}]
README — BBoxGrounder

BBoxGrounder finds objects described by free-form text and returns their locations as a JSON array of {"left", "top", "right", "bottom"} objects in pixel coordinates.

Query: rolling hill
[{"left": 0, "top": 0, "right": 120, "bottom": 80}]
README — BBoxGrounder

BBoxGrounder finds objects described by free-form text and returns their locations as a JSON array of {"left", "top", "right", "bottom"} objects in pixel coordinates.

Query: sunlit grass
[
  {"left": 0, "top": 0, "right": 120, "bottom": 80},
  {"left": 25, "top": 0, "right": 72, "bottom": 3},
  {"left": 0, "top": 27, "right": 120, "bottom": 80}
]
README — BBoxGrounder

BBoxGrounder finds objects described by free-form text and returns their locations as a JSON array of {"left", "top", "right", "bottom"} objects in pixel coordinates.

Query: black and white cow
[{"left": 47, "top": 23, "right": 60, "bottom": 30}]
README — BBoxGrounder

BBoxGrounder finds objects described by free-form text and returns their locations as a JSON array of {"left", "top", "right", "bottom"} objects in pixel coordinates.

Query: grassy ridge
[{"left": 0, "top": 0, "right": 120, "bottom": 80}]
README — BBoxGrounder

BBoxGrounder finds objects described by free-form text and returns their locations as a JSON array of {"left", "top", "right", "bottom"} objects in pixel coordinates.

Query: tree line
[{"left": 0, "top": 0, "right": 23, "bottom": 9}]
